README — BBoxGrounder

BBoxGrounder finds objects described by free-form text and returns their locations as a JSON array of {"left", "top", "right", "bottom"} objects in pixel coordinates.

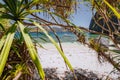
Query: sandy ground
[{"left": 37, "top": 42, "right": 120, "bottom": 79}]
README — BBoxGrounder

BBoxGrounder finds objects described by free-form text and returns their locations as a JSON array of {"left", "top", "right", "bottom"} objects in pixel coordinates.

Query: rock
[
  {"left": 89, "top": 12, "right": 119, "bottom": 34},
  {"left": 44, "top": 68, "right": 60, "bottom": 80},
  {"left": 63, "top": 69, "right": 100, "bottom": 80},
  {"left": 34, "top": 68, "right": 120, "bottom": 80}
]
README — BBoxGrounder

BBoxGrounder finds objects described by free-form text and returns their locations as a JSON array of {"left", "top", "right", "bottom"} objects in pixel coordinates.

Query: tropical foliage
[
  {"left": 84, "top": 0, "right": 120, "bottom": 71},
  {"left": 0, "top": 0, "right": 120, "bottom": 80},
  {"left": 0, "top": 0, "right": 78, "bottom": 79}
]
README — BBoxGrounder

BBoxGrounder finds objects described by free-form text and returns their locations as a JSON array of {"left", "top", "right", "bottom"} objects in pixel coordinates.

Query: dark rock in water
[
  {"left": 35, "top": 68, "right": 60, "bottom": 80},
  {"left": 63, "top": 69, "right": 100, "bottom": 80},
  {"left": 34, "top": 68, "right": 120, "bottom": 80},
  {"left": 34, "top": 68, "right": 101, "bottom": 80},
  {"left": 44, "top": 68, "right": 60, "bottom": 80},
  {"left": 89, "top": 12, "right": 119, "bottom": 34}
]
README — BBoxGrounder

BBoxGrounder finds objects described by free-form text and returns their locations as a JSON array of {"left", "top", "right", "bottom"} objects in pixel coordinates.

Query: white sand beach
[{"left": 37, "top": 42, "right": 120, "bottom": 79}]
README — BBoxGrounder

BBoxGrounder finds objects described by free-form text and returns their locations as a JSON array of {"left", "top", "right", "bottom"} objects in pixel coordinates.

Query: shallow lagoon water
[{"left": 27, "top": 32, "right": 100, "bottom": 43}]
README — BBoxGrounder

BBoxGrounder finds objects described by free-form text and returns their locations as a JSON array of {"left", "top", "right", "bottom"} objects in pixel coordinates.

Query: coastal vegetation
[{"left": 0, "top": 0, "right": 120, "bottom": 80}]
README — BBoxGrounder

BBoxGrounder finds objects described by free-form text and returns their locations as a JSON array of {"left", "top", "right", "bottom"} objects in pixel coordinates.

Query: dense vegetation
[{"left": 0, "top": 0, "right": 120, "bottom": 80}]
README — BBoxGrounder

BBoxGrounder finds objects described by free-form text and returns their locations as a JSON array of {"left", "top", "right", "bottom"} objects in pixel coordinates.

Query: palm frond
[
  {"left": 18, "top": 21, "right": 45, "bottom": 80},
  {"left": 0, "top": 23, "right": 6, "bottom": 32},
  {"left": 0, "top": 24, "right": 17, "bottom": 76},
  {"left": 33, "top": 22, "right": 73, "bottom": 71},
  {"left": 104, "top": 0, "right": 120, "bottom": 19}
]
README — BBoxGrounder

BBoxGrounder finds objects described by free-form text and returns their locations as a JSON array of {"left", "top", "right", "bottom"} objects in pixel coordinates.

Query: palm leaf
[
  {"left": 18, "top": 1, "right": 33, "bottom": 15},
  {"left": 104, "top": 0, "right": 120, "bottom": 19},
  {"left": 27, "top": 9, "right": 44, "bottom": 13},
  {"left": 0, "top": 13, "right": 14, "bottom": 20},
  {"left": 33, "top": 22, "right": 73, "bottom": 71},
  {"left": 0, "top": 24, "right": 17, "bottom": 76},
  {"left": 0, "top": 23, "right": 6, "bottom": 32},
  {"left": 0, "top": 35, "right": 6, "bottom": 50},
  {"left": 3, "top": 0, "right": 17, "bottom": 15},
  {"left": 18, "top": 21, "right": 45, "bottom": 80}
]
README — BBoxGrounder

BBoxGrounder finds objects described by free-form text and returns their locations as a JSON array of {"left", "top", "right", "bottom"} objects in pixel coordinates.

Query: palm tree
[
  {"left": 0, "top": 0, "right": 79, "bottom": 79},
  {"left": 1, "top": 0, "right": 120, "bottom": 79}
]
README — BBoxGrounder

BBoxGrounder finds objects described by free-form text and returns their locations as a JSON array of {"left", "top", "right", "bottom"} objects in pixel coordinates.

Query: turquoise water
[
  {"left": 30, "top": 32, "right": 78, "bottom": 43},
  {"left": 15, "top": 32, "right": 99, "bottom": 43}
]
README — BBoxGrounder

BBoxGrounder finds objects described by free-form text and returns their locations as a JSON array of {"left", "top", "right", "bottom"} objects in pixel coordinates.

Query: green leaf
[
  {"left": 11, "top": 46, "right": 22, "bottom": 59},
  {"left": 0, "top": 24, "right": 17, "bottom": 76},
  {"left": 0, "top": 35, "right": 6, "bottom": 50},
  {"left": 0, "top": 13, "right": 14, "bottom": 20},
  {"left": 3, "top": 0, "right": 17, "bottom": 15},
  {"left": 110, "top": 49, "right": 120, "bottom": 54},
  {"left": 27, "top": 9, "right": 44, "bottom": 13},
  {"left": 18, "top": 1, "right": 33, "bottom": 15},
  {"left": 0, "top": 23, "right": 6, "bottom": 32},
  {"left": 104, "top": 0, "right": 120, "bottom": 19},
  {"left": 18, "top": 21, "right": 45, "bottom": 80},
  {"left": 33, "top": 22, "right": 73, "bottom": 71}
]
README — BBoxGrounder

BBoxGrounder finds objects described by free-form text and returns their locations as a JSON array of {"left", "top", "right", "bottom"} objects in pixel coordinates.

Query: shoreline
[{"left": 36, "top": 42, "right": 120, "bottom": 79}]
